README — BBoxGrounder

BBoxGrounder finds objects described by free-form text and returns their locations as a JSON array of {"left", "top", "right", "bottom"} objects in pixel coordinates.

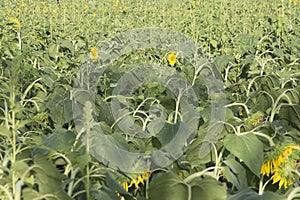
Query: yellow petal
[
  {"left": 123, "top": 182, "right": 128, "bottom": 192},
  {"left": 278, "top": 178, "right": 285, "bottom": 189},
  {"left": 272, "top": 173, "right": 281, "bottom": 184}
]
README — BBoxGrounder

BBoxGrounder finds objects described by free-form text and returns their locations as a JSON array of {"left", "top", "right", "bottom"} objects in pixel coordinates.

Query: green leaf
[
  {"left": 96, "top": 100, "right": 115, "bottom": 125},
  {"left": 148, "top": 172, "right": 227, "bottom": 200},
  {"left": 227, "top": 188, "right": 286, "bottom": 200},
  {"left": 39, "top": 67, "right": 57, "bottom": 89},
  {"left": 11, "top": 160, "right": 29, "bottom": 179},
  {"left": 0, "top": 124, "right": 11, "bottom": 137},
  {"left": 47, "top": 85, "right": 73, "bottom": 127},
  {"left": 279, "top": 105, "right": 300, "bottom": 130},
  {"left": 42, "top": 130, "right": 76, "bottom": 153},
  {"left": 116, "top": 95, "right": 129, "bottom": 106},
  {"left": 214, "top": 55, "right": 234, "bottom": 71},
  {"left": 155, "top": 123, "right": 180, "bottom": 146},
  {"left": 223, "top": 156, "right": 248, "bottom": 190},
  {"left": 73, "top": 153, "right": 91, "bottom": 170},
  {"left": 186, "top": 135, "right": 216, "bottom": 168},
  {"left": 59, "top": 39, "right": 74, "bottom": 55},
  {"left": 48, "top": 43, "right": 59, "bottom": 61},
  {"left": 210, "top": 39, "right": 218, "bottom": 48},
  {"left": 148, "top": 172, "right": 188, "bottom": 200},
  {"left": 95, "top": 190, "right": 115, "bottom": 200},
  {"left": 224, "top": 133, "right": 263, "bottom": 176},
  {"left": 106, "top": 173, "right": 132, "bottom": 198},
  {"left": 190, "top": 176, "right": 227, "bottom": 200},
  {"left": 22, "top": 188, "right": 42, "bottom": 199},
  {"left": 33, "top": 157, "right": 72, "bottom": 200},
  {"left": 262, "top": 191, "right": 286, "bottom": 200}
]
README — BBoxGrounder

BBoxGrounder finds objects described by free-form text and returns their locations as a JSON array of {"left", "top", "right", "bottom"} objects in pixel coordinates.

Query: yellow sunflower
[
  {"left": 167, "top": 53, "right": 176, "bottom": 67},
  {"left": 121, "top": 171, "right": 151, "bottom": 192},
  {"left": 9, "top": 17, "right": 20, "bottom": 28},
  {"left": 90, "top": 47, "right": 98, "bottom": 61},
  {"left": 261, "top": 145, "right": 300, "bottom": 189}
]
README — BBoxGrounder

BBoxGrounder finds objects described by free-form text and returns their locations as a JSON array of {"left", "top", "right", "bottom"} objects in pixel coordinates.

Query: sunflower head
[
  {"left": 120, "top": 171, "right": 151, "bottom": 192},
  {"left": 90, "top": 47, "right": 98, "bottom": 61},
  {"left": 9, "top": 17, "right": 20, "bottom": 28},
  {"left": 261, "top": 144, "right": 300, "bottom": 189},
  {"left": 167, "top": 53, "right": 176, "bottom": 67}
]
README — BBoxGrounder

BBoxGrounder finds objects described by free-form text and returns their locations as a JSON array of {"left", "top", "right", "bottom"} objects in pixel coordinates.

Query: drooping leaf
[
  {"left": 223, "top": 156, "right": 248, "bottom": 190},
  {"left": 224, "top": 133, "right": 263, "bottom": 176}
]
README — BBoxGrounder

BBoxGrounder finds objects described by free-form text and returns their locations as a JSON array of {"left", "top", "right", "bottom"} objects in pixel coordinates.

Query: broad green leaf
[
  {"left": 116, "top": 95, "right": 129, "bottom": 106},
  {"left": 223, "top": 156, "right": 248, "bottom": 190},
  {"left": 227, "top": 188, "right": 286, "bottom": 200},
  {"left": 0, "top": 124, "right": 11, "bottom": 137},
  {"left": 155, "top": 123, "right": 179, "bottom": 146},
  {"left": 96, "top": 100, "right": 115, "bottom": 125},
  {"left": 190, "top": 176, "right": 227, "bottom": 200},
  {"left": 214, "top": 55, "right": 234, "bottom": 71},
  {"left": 186, "top": 135, "right": 216, "bottom": 168},
  {"left": 73, "top": 153, "right": 91, "bottom": 170},
  {"left": 224, "top": 133, "right": 263, "bottom": 176},
  {"left": 42, "top": 130, "right": 76, "bottom": 153},
  {"left": 149, "top": 172, "right": 227, "bottom": 200},
  {"left": 210, "top": 39, "right": 218, "bottom": 48},
  {"left": 261, "top": 191, "right": 286, "bottom": 200},
  {"left": 22, "top": 188, "right": 42, "bottom": 199},
  {"left": 279, "top": 105, "right": 300, "bottom": 130},
  {"left": 33, "top": 157, "right": 72, "bottom": 200},
  {"left": 99, "top": 121, "right": 113, "bottom": 135},
  {"left": 48, "top": 43, "right": 59, "bottom": 61},
  {"left": 39, "top": 67, "right": 57, "bottom": 89},
  {"left": 59, "top": 39, "right": 74, "bottom": 55},
  {"left": 11, "top": 160, "right": 29, "bottom": 179},
  {"left": 47, "top": 85, "right": 73, "bottom": 127},
  {"left": 148, "top": 172, "right": 188, "bottom": 200},
  {"left": 95, "top": 190, "right": 116, "bottom": 200},
  {"left": 106, "top": 173, "right": 132, "bottom": 198},
  {"left": 242, "top": 54, "right": 255, "bottom": 66}
]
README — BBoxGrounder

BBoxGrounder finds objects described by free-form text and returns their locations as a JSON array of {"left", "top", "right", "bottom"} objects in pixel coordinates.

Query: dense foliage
[{"left": 0, "top": 0, "right": 300, "bottom": 199}]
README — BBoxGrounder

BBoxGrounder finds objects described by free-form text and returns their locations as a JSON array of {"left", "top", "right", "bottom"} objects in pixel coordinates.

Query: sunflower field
[{"left": 0, "top": 0, "right": 300, "bottom": 199}]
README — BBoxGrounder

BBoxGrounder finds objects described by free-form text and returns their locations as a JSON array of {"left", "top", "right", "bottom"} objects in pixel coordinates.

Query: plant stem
[
  {"left": 184, "top": 166, "right": 222, "bottom": 183},
  {"left": 9, "top": 83, "right": 17, "bottom": 196},
  {"left": 174, "top": 89, "right": 182, "bottom": 123}
]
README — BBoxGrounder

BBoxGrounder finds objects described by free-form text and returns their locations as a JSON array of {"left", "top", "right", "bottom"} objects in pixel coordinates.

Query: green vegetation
[{"left": 0, "top": 0, "right": 300, "bottom": 199}]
